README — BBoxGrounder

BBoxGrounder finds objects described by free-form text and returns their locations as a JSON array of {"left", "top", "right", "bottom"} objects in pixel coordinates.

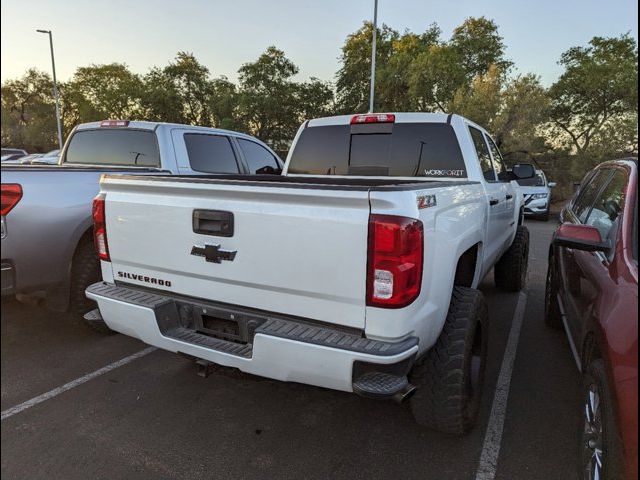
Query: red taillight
[
  {"left": 351, "top": 113, "right": 396, "bottom": 124},
  {"left": 100, "top": 120, "right": 129, "bottom": 127},
  {"left": 367, "top": 214, "right": 423, "bottom": 308},
  {"left": 1, "top": 184, "right": 23, "bottom": 216},
  {"left": 92, "top": 194, "right": 110, "bottom": 261}
]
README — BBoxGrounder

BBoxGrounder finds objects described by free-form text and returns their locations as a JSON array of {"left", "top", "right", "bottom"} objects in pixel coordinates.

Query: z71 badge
[{"left": 417, "top": 194, "right": 437, "bottom": 209}]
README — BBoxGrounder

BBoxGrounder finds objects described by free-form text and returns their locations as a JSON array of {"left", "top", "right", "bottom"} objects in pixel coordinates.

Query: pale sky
[{"left": 1, "top": 0, "right": 637, "bottom": 86}]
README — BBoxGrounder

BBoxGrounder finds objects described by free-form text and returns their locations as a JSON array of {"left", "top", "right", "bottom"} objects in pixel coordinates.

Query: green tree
[
  {"left": 208, "top": 76, "right": 240, "bottom": 130},
  {"left": 297, "top": 78, "right": 335, "bottom": 120},
  {"left": 1, "top": 69, "right": 58, "bottom": 151},
  {"left": 549, "top": 34, "right": 638, "bottom": 155},
  {"left": 64, "top": 63, "right": 143, "bottom": 124},
  {"left": 377, "top": 25, "right": 441, "bottom": 111},
  {"left": 492, "top": 74, "right": 550, "bottom": 159},
  {"left": 236, "top": 46, "right": 298, "bottom": 148},
  {"left": 450, "top": 17, "right": 512, "bottom": 80},
  {"left": 141, "top": 52, "right": 213, "bottom": 125},
  {"left": 408, "top": 43, "right": 466, "bottom": 111},
  {"left": 335, "top": 22, "right": 398, "bottom": 113},
  {"left": 449, "top": 64, "right": 503, "bottom": 129}
]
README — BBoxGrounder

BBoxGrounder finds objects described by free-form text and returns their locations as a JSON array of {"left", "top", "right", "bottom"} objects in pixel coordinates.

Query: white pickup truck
[{"left": 87, "top": 113, "right": 534, "bottom": 434}]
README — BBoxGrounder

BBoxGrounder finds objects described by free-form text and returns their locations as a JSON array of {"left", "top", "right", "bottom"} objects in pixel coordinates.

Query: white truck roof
[{"left": 307, "top": 112, "right": 453, "bottom": 127}]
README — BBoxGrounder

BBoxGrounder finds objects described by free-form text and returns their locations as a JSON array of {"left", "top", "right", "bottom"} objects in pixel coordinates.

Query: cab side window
[
  {"left": 584, "top": 170, "right": 627, "bottom": 241},
  {"left": 572, "top": 170, "right": 612, "bottom": 223},
  {"left": 469, "top": 127, "right": 496, "bottom": 181},
  {"left": 238, "top": 138, "right": 279, "bottom": 173},
  {"left": 184, "top": 134, "right": 239, "bottom": 174},
  {"left": 485, "top": 136, "right": 507, "bottom": 180}
]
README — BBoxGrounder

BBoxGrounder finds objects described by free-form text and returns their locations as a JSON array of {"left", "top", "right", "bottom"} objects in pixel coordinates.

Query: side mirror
[
  {"left": 548, "top": 182, "right": 557, "bottom": 188},
  {"left": 552, "top": 223, "right": 610, "bottom": 253},
  {"left": 512, "top": 163, "right": 536, "bottom": 180},
  {"left": 255, "top": 165, "right": 282, "bottom": 175}
]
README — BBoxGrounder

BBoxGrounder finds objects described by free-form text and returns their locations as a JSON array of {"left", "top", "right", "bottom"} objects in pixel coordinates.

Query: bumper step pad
[{"left": 352, "top": 372, "right": 409, "bottom": 399}]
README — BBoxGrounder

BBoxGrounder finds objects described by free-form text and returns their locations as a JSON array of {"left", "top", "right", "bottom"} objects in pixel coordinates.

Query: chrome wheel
[{"left": 583, "top": 384, "right": 604, "bottom": 480}]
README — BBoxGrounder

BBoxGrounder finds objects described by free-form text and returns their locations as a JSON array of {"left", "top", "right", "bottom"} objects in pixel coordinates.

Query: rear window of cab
[
  {"left": 64, "top": 129, "right": 160, "bottom": 167},
  {"left": 287, "top": 123, "right": 466, "bottom": 178}
]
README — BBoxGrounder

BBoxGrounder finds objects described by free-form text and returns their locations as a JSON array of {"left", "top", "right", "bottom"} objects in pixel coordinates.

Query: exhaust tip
[{"left": 392, "top": 383, "right": 417, "bottom": 404}]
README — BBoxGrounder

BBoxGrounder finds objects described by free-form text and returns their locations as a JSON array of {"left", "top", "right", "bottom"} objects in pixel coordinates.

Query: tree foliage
[
  {"left": 1, "top": 69, "right": 59, "bottom": 150},
  {"left": 549, "top": 34, "right": 638, "bottom": 155},
  {"left": 1, "top": 18, "right": 637, "bottom": 191}
]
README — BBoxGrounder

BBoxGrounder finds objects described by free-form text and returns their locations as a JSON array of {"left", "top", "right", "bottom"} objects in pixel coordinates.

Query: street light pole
[
  {"left": 368, "top": 0, "right": 378, "bottom": 113},
  {"left": 37, "top": 29, "right": 63, "bottom": 150}
]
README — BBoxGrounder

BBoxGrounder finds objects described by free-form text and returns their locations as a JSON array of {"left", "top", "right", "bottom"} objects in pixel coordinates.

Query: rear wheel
[
  {"left": 409, "top": 287, "right": 488, "bottom": 435},
  {"left": 69, "top": 240, "right": 111, "bottom": 334},
  {"left": 580, "top": 360, "right": 624, "bottom": 480},
  {"left": 494, "top": 225, "right": 530, "bottom": 292}
]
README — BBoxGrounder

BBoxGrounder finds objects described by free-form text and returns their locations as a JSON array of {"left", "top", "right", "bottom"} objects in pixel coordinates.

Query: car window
[
  {"left": 516, "top": 173, "right": 546, "bottom": 187},
  {"left": 485, "top": 135, "right": 507, "bottom": 179},
  {"left": 287, "top": 123, "right": 466, "bottom": 178},
  {"left": 572, "top": 170, "right": 613, "bottom": 223},
  {"left": 184, "top": 134, "right": 239, "bottom": 174},
  {"left": 238, "top": 138, "right": 279, "bottom": 173},
  {"left": 468, "top": 127, "right": 496, "bottom": 181},
  {"left": 584, "top": 170, "right": 628, "bottom": 240},
  {"left": 65, "top": 129, "right": 160, "bottom": 166}
]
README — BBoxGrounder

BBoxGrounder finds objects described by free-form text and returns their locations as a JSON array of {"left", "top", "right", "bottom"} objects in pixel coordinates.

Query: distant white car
[
  {"left": 517, "top": 169, "right": 556, "bottom": 221},
  {"left": 31, "top": 149, "right": 60, "bottom": 165}
]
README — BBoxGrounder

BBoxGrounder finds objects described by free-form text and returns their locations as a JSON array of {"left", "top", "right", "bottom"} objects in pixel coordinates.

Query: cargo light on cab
[{"left": 351, "top": 113, "right": 396, "bottom": 124}]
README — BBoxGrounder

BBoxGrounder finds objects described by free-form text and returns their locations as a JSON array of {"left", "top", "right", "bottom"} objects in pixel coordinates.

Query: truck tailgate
[{"left": 102, "top": 177, "right": 371, "bottom": 329}]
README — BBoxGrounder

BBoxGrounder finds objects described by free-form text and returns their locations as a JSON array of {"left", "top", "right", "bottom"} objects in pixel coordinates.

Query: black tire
[
  {"left": 494, "top": 225, "right": 529, "bottom": 292},
  {"left": 409, "top": 287, "right": 488, "bottom": 435},
  {"left": 544, "top": 253, "right": 563, "bottom": 329},
  {"left": 580, "top": 359, "right": 624, "bottom": 480},
  {"left": 69, "top": 241, "right": 112, "bottom": 334}
]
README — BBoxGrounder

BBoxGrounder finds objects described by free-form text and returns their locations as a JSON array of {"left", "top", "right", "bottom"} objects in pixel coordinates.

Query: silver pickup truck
[{"left": 1, "top": 120, "right": 282, "bottom": 325}]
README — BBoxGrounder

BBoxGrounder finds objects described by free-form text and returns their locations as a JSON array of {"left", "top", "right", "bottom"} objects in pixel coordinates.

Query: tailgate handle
[{"left": 193, "top": 210, "right": 234, "bottom": 237}]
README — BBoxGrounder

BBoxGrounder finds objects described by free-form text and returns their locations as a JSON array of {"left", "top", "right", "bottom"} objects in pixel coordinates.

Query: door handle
[
  {"left": 193, "top": 210, "right": 234, "bottom": 237},
  {"left": 489, "top": 199, "right": 500, "bottom": 206},
  {"left": 506, "top": 194, "right": 513, "bottom": 200}
]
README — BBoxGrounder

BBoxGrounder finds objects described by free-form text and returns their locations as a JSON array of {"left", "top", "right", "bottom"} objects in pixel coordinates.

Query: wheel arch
[{"left": 454, "top": 242, "right": 482, "bottom": 288}]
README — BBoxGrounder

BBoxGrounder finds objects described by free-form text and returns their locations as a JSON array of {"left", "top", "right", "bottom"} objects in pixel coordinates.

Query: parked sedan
[{"left": 545, "top": 158, "right": 637, "bottom": 480}]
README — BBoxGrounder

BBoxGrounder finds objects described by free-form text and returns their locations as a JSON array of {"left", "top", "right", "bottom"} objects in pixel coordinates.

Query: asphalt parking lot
[{"left": 1, "top": 219, "right": 581, "bottom": 480}]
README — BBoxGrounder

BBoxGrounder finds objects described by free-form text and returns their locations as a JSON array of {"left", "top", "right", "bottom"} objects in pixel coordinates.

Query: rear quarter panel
[
  {"left": 366, "top": 183, "right": 486, "bottom": 351},
  {"left": 1, "top": 169, "right": 103, "bottom": 292}
]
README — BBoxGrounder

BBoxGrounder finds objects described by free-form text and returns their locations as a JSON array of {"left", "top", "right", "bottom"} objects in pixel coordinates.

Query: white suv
[{"left": 518, "top": 169, "right": 556, "bottom": 221}]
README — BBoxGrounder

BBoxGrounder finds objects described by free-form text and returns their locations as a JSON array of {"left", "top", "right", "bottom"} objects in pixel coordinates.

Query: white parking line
[
  {"left": 1, "top": 346, "right": 156, "bottom": 421},
  {"left": 475, "top": 291, "right": 528, "bottom": 480}
]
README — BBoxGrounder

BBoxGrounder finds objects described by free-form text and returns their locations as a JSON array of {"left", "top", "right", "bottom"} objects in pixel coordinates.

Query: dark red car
[
  {"left": 545, "top": 159, "right": 638, "bottom": 480},
  {"left": 545, "top": 159, "right": 638, "bottom": 479}
]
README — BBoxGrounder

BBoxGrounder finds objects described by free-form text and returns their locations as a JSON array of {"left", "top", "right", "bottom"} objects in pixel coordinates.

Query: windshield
[
  {"left": 287, "top": 123, "right": 466, "bottom": 178},
  {"left": 64, "top": 129, "right": 160, "bottom": 167},
  {"left": 516, "top": 173, "right": 546, "bottom": 187}
]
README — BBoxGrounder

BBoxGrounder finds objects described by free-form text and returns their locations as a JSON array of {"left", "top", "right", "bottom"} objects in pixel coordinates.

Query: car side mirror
[
  {"left": 255, "top": 165, "right": 282, "bottom": 175},
  {"left": 552, "top": 223, "right": 610, "bottom": 253},
  {"left": 511, "top": 163, "right": 536, "bottom": 179},
  {"left": 548, "top": 182, "right": 557, "bottom": 188}
]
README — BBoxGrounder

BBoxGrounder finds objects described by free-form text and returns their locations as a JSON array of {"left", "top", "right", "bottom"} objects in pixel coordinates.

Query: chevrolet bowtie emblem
[{"left": 191, "top": 244, "right": 237, "bottom": 263}]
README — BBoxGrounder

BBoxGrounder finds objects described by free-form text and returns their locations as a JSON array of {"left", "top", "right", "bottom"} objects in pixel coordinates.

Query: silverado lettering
[{"left": 117, "top": 271, "right": 172, "bottom": 287}]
